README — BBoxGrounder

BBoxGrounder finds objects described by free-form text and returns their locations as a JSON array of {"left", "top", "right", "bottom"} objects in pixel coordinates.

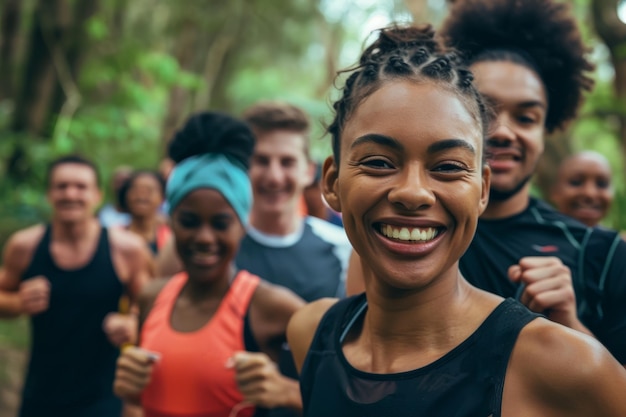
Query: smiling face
[
  {"left": 126, "top": 173, "right": 164, "bottom": 219},
  {"left": 47, "top": 163, "right": 102, "bottom": 224},
  {"left": 470, "top": 60, "right": 547, "bottom": 202},
  {"left": 551, "top": 152, "right": 613, "bottom": 227},
  {"left": 323, "top": 80, "right": 490, "bottom": 290},
  {"left": 249, "top": 130, "right": 314, "bottom": 218},
  {"left": 171, "top": 188, "right": 245, "bottom": 283}
]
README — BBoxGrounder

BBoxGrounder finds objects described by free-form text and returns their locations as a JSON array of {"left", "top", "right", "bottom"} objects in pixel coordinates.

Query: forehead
[
  {"left": 342, "top": 80, "right": 482, "bottom": 151},
  {"left": 560, "top": 155, "right": 612, "bottom": 178},
  {"left": 254, "top": 130, "right": 308, "bottom": 159},
  {"left": 175, "top": 188, "right": 236, "bottom": 215},
  {"left": 50, "top": 163, "right": 98, "bottom": 185},
  {"left": 470, "top": 61, "right": 547, "bottom": 108},
  {"left": 131, "top": 174, "right": 161, "bottom": 187}
]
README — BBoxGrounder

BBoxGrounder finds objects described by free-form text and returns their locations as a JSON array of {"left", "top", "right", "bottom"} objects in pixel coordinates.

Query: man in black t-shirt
[{"left": 441, "top": 0, "right": 626, "bottom": 364}]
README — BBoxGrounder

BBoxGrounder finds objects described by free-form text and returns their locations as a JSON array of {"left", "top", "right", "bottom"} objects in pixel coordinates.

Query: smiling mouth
[{"left": 377, "top": 223, "right": 441, "bottom": 242}]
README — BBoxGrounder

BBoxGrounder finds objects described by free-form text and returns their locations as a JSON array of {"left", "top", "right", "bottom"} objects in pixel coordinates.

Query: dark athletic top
[
  {"left": 19, "top": 225, "right": 124, "bottom": 417},
  {"left": 460, "top": 197, "right": 626, "bottom": 363},
  {"left": 300, "top": 294, "right": 539, "bottom": 417}
]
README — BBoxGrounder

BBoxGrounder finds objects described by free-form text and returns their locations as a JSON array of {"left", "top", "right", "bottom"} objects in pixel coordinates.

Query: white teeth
[
  {"left": 380, "top": 224, "right": 439, "bottom": 242},
  {"left": 399, "top": 228, "right": 411, "bottom": 240}
]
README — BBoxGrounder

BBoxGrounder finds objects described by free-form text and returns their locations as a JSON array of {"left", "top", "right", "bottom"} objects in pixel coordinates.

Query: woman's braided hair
[
  {"left": 440, "top": 0, "right": 595, "bottom": 133},
  {"left": 327, "top": 24, "right": 491, "bottom": 162}
]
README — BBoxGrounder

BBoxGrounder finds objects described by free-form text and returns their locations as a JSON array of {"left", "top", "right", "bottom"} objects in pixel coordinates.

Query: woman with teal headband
[{"left": 113, "top": 112, "right": 305, "bottom": 416}]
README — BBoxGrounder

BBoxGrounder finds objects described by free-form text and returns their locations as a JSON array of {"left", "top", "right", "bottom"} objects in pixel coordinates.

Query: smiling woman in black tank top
[{"left": 286, "top": 24, "right": 626, "bottom": 417}]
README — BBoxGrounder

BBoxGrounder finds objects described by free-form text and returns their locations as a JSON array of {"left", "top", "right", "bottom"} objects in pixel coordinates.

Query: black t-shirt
[
  {"left": 460, "top": 197, "right": 626, "bottom": 363},
  {"left": 300, "top": 295, "right": 539, "bottom": 417}
]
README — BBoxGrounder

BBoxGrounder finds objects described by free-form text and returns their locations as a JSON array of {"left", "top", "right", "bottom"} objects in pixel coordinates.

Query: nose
[
  {"left": 195, "top": 224, "right": 217, "bottom": 245},
  {"left": 265, "top": 159, "right": 284, "bottom": 185},
  {"left": 487, "top": 113, "right": 516, "bottom": 146},
  {"left": 387, "top": 163, "right": 435, "bottom": 211},
  {"left": 580, "top": 181, "right": 598, "bottom": 201}
]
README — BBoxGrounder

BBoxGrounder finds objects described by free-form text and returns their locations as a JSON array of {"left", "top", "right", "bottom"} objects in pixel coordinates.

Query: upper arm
[
  {"left": 127, "top": 244, "right": 154, "bottom": 301},
  {"left": 155, "top": 234, "right": 183, "bottom": 277},
  {"left": 109, "top": 228, "right": 154, "bottom": 301},
  {"left": 0, "top": 227, "right": 41, "bottom": 291},
  {"left": 137, "top": 278, "right": 168, "bottom": 330},
  {"left": 250, "top": 282, "right": 305, "bottom": 361},
  {"left": 286, "top": 298, "right": 337, "bottom": 374},
  {"left": 509, "top": 320, "right": 626, "bottom": 416}
]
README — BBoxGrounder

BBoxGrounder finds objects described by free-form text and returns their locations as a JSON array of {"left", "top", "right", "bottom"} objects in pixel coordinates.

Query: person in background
[
  {"left": 114, "top": 111, "right": 304, "bottom": 417},
  {"left": 287, "top": 24, "right": 626, "bottom": 417},
  {"left": 118, "top": 170, "right": 171, "bottom": 255},
  {"left": 99, "top": 165, "right": 133, "bottom": 228},
  {"left": 550, "top": 150, "right": 614, "bottom": 228},
  {"left": 157, "top": 101, "right": 352, "bottom": 304},
  {"left": 0, "top": 155, "right": 153, "bottom": 417},
  {"left": 303, "top": 163, "right": 343, "bottom": 227}
]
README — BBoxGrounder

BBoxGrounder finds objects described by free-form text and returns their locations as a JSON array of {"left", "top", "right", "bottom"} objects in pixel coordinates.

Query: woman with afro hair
[{"left": 439, "top": 0, "right": 626, "bottom": 366}]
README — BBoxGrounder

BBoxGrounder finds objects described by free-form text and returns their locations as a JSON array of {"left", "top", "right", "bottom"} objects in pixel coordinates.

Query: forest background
[{"left": 1, "top": 0, "right": 626, "bottom": 413}]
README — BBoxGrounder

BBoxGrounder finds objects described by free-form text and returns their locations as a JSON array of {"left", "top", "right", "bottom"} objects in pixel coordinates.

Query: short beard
[{"left": 489, "top": 174, "right": 533, "bottom": 202}]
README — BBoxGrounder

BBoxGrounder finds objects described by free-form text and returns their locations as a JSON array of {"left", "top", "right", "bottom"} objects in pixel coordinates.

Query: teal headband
[{"left": 166, "top": 153, "right": 251, "bottom": 225}]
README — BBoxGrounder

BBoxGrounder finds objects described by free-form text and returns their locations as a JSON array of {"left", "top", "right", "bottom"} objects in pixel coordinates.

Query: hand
[
  {"left": 509, "top": 256, "right": 579, "bottom": 328},
  {"left": 103, "top": 312, "right": 138, "bottom": 347},
  {"left": 228, "top": 351, "right": 300, "bottom": 409},
  {"left": 19, "top": 276, "right": 50, "bottom": 315},
  {"left": 114, "top": 347, "right": 160, "bottom": 401}
]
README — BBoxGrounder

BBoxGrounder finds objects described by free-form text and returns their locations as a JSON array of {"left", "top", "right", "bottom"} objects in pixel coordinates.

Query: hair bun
[{"left": 168, "top": 112, "right": 256, "bottom": 169}]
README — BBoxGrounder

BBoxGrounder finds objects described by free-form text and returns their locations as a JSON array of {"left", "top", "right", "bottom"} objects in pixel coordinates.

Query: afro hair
[{"left": 440, "top": 0, "right": 595, "bottom": 132}]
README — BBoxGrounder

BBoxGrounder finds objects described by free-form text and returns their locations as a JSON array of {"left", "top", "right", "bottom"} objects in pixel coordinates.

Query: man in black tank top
[{"left": 0, "top": 155, "right": 153, "bottom": 417}]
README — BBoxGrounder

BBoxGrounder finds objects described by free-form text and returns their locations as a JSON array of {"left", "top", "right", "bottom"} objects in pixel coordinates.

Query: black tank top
[
  {"left": 19, "top": 225, "right": 124, "bottom": 415},
  {"left": 300, "top": 294, "right": 539, "bottom": 417}
]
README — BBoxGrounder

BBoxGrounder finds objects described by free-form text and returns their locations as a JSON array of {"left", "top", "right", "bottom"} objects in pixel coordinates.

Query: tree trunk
[
  {"left": 591, "top": 0, "right": 626, "bottom": 186},
  {"left": 0, "top": 0, "right": 21, "bottom": 101}
]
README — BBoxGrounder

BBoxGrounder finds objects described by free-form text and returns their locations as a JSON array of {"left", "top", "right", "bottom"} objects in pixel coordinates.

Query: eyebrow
[
  {"left": 427, "top": 139, "right": 476, "bottom": 155},
  {"left": 482, "top": 93, "right": 546, "bottom": 110},
  {"left": 351, "top": 134, "right": 475, "bottom": 155},
  {"left": 351, "top": 134, "right": 404, "bottom": 151}
]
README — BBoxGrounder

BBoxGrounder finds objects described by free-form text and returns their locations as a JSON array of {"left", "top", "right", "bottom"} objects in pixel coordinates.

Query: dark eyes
[
  {"left": 359, "top": 159, "right": 468, "bottom": 173},
  {"left": 176, "top": 215, "right": 233, "bottom": 230},
  {"left": 567, "top": 178, "right": 611, "bottom": 189},
  {"left": 360, "top": 158, "right": 394, "bottom": 169},
  {"left": 432, "top": 163, "right": 468, "bottom": 173}
]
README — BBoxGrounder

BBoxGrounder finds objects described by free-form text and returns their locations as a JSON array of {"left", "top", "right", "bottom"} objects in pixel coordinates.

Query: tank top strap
[
  {"left": 225, "top": 270, "right": 260, "bottom": 318},
  {"left": 151, "top": 272, "right": 188, "bottom": 310},
  {"left": 89, "top": 226, "right": 111, "bottom": 267}
]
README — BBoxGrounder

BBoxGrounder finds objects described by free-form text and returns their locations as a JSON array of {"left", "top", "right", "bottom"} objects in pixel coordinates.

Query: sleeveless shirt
[
  {"left": 140, "top": 270, "right": 261, "bottom": 417},
  {"left": 300, "top": 295, "right": 539, "bottom": 417},
  {"left": 19, "top": 225, "right": 124, "bottom": 416}
]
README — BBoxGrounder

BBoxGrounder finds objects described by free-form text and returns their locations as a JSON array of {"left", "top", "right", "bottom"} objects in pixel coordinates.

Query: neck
[
  {"left": 183, "top": 266, "right": 236, "bottom": 304},
  {"left": 249, "top": 207, "right": 302, "bottom": 236},
  {"left": 51, "top": 217, "right": 99, "bottom": 242},
  {"left": 481, "top": 185, "right": 530, "bottom": 219},
  {"left": 129, "top": 215, "right": 158, "bottom": 240},
  {"left": 365, "top": 273, "right": 472, "bottom": 342}
]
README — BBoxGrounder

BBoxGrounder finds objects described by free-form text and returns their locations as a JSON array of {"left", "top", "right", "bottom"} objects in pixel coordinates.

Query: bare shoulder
[
  {"left": 287, "top": 297, "right": 339, "bottom": 372},
  {"left": 108, "top": 227, "right": 147, "bottom": 255},
  {"left": 252, "top": 280, "right": 305, "bottom": 316},
  {"left": 4, "top": 224, "right": 46, "bottom": 255},
  {"left": 0, "top": 224, "right": 46, "bottom": 291},
  {"left": 508, "top": 318, "right": 626, "bottom": 415},
  {"left": 2, "top": 224, "right": 46, "bottom": 268}
]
